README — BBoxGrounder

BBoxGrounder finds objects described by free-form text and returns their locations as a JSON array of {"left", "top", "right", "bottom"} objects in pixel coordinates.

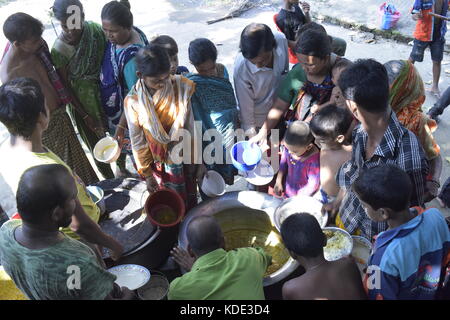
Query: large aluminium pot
[{"left": 178, "top": 191, "right": 300, "bottom": 287}]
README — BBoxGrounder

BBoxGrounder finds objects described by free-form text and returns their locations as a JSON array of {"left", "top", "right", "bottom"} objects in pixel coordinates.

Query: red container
[{"left": 145, "top": 189, "right": 185, "bottom": 228}]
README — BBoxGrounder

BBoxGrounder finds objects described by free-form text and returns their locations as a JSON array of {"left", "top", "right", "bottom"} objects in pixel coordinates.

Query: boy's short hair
[
  {"left": 187, "top": 216, "right": 223, "bottom": 256},
  {"left": 3, "top": 13, "right": 44, "bottom": 43},
  {"left": 333, "top": 58, "right": 353, "bottom": 75},
  {"left": 150, "top": 35, "right": 178, "bottom": 57},
  {"left": 135, "top": 44, "right": 171, "bottom": 77},
  {"left": 0, "top": 78, "right": 46, "bottom": 139},
  {"left": 310, "top": 104, "right": 353, "bottom": 140},
  {"left": 240, "top": 23, "right": 277, "bottom": 59},
  {"left": 281, "top": 213, "right": 325, "bottom": 258},
  {"left": 352, "top": 164, "right": 413, "bottom": 212},
  {"left": 338, "top": 59, "right": 390, "bottom": 113},
  {"left": 284, "top": 121, "right": 314, "bottom": 147},
  {"left": 188, "top": 38, "right": 218, "bottom": 66},
  {"left": 295, "top": 22, "right": 327, "bottom": 40},
  {"left": 295, "top": 29, "right": 331, "bottom": 59},
  {"left": 17, "top": 164, "right": 73, "bottom": 225}
]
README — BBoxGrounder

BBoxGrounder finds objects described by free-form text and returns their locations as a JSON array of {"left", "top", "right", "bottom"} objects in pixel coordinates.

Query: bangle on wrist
[
  {"left": 428, "top": 179, "right": 440, "bottom": 187},
  {"left": 83, "top": 114, "right": 89, "bottom": 120},
  {"left": 117, "top": 124, "right": 126, "bottom": 130}
]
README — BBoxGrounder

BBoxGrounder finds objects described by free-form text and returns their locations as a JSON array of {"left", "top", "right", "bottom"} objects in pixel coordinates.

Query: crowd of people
[{"left": 0, "top": 0, "right": 449, "bottom": 300}]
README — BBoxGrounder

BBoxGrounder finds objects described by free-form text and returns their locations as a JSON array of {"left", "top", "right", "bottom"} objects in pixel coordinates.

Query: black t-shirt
[{"left": 276, "top": 5, "right": 307, "bottom": 41}]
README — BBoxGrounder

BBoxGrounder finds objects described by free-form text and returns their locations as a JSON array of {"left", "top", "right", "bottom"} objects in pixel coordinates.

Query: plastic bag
[{"left": 379, "top": 2, "right": 401, "bottom": 30}]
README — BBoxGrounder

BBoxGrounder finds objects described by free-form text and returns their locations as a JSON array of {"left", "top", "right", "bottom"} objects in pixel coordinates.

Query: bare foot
[
  {"left": 427, "top": 87, "right": 441, "bottom": 99},
  {"left": 170, "top": 246, "right": 196, "bottom": 272},
  {"left": 437, "top": 197, "right": 446, "bottom": 208}
]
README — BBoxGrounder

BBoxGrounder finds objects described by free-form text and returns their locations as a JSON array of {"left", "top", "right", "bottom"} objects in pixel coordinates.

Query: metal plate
[
  {"left": 107, "top": 264, "right": 150, "bottom": 290},
  {"left": 323, "top": 227, "right": 353, "bottom": 261},
  {"left": 94, "top": 179, "right": 156, "bottom": 259},
  {"left": 274, "top": 195, "right": 328, "bottom": 231}
]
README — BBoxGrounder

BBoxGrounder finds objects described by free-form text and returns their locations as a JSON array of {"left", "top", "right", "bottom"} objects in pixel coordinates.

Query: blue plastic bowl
[{"left": 231, "top": 141, "right": 262, "bottom": 172}]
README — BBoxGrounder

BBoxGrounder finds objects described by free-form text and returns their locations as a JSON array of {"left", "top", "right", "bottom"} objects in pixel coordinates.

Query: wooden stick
[
  {"left": 207, "top": 15, "right": 233, "bottom": 25},
  {"left": 206, "top": 0, "right": 255, "bottom": 25},
  {"left": 428, "top": 12, "right": 450, "bottom": 21}
]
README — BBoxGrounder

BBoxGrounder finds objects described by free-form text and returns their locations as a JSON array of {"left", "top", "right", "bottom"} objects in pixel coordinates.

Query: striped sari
[{"left": 124, "top": 76, "right": 199, "bottom": 209}]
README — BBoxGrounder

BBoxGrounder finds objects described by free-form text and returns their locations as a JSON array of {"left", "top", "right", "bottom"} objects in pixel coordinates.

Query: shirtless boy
[
  {"left": 310, "top": 105, "right": 353, "bottom": 204},
  {"left": 0, "top": 13, "right": 98, "bottom": 185},
  {"left": 280, "top": 213, "right": 367, "bottom": 300}
]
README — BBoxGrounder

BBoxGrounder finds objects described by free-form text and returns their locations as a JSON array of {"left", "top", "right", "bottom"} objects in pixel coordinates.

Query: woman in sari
[
  {"left": 100, "top": 0, "right": 149, "bottom": 176},
  {"left": 384, "top": 59, "right": 442, "bottom": 203},
  {"left": 187, "top": 38, "right": 239, "bottom": 186},
  {"left": 124, "top": 45, "right": 206, "bottom": 210},
  {"left": 51, "top": 0, "right": 114, "bottom": 179}
]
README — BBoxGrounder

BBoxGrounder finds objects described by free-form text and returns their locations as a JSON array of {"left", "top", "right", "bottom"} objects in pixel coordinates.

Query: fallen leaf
[
  {"left": 425, "top": 80, "right": 433, "bottom": 85},
  {"left": 446, "top": 157, "right": 450, "bottom": 164}
]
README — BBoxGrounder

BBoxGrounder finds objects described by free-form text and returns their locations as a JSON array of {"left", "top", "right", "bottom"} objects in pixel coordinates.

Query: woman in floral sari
[
  {"left": 124, "top": 45, "right": 205, "bottom": 210},
  {"left": 51, "top": 0, "right": 114, "bottom": 179},
  {"left": 187, "top": 38, "right": 239, "bottom": 186},
  {"left": 384, "top": 59, "right": 442, "bottom": 202},
  {"left": 100, "top": 0, "right": 148, "bottom": 176}
]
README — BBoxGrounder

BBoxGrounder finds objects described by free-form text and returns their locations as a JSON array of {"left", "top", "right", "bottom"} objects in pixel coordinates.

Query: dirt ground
[{"left": 0, "top": 0, "right": 450, "bottom": 216}]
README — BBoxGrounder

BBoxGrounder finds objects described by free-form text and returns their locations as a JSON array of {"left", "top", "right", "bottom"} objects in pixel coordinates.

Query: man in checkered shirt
[{"left": 324, "top": 59, "right": 429, "bottom": 240}]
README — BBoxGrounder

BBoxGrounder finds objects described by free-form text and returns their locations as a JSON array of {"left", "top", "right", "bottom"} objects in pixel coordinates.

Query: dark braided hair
[{"left": 101, "top": 0, "right": 133, "bottom": 29}]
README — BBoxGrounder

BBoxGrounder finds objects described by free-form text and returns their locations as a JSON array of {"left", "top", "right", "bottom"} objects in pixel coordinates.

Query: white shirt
[{"left": 233, "top": 31, "right": 289, "bottom": 133}]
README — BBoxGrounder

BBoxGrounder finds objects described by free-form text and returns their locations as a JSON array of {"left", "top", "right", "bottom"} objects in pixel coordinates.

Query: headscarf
[{"left": 385, "top": 60, "right": 440, "bottom": 159}]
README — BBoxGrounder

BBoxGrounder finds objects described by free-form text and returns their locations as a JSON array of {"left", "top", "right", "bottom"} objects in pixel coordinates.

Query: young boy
[
  {"left": 274, "top": 121, "right": 320, "bottom": 198},
  {"left": 275, "top": 0, "right": 311, "bottom": 50},
  {"left": 310, "top": 105, "right": 353, "bottom": 204},
  {"left": 409, "top": 0, "right": 448, "bottom": 97},
  {"left": 150, "top": 35, "right": 189, "bottom": 75},
  {"left": 280, "top": 212, "right": 367, "bottom": 300},
  {"left": 310, "top": 57, "right": 353, "bottom": 115},
  {"left": 331, "top": 59, "right": 428, "bottom": 240},
  {"left": 329, "top": 59, "right": 353, "bottom": 110},
  {"left": 353, "top": 164, "right": 450, "bottom": 300}
]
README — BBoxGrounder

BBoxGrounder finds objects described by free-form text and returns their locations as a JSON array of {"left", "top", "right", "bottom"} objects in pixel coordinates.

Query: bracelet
[
  {"left": 83, "top": 114, "right": 89, "bottom": 120},
  {"left": 427, "top": 179, "right": 441, "bottom": 187},
  {"left": 117, "top": 124, "right": 127, "bottom": 130}
]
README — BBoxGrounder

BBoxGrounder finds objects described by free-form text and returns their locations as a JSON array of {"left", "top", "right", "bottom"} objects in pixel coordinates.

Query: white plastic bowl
[
  {"left": 201, "top": 170, "right": 226, "bottom": 198},
  {"left": 93, "top": 136, "right": 121, "bottom": 163}
]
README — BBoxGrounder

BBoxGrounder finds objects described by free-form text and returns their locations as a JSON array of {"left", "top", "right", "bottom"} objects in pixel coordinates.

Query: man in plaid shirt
[{"left": 324, "top": 59, "right": 429, "bottom": 240}]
